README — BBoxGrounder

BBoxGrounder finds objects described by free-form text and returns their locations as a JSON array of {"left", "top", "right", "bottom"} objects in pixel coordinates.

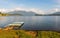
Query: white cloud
[
  {"left": 46, "top": 8, "right": 60, "bottom": 14},
  {"left": 0, "top": 8, "right": 7, "bottom": 13},
  {"left": 30, "top": 8, "right": 45, "bottom": 14},
  {"left": 0, "top": 7, "right": 60, "bottom": 14},
  {"left": 54, "top": 0, "right": 60, "bottom": 7},
  {"left": 11, "top": 8, "right": 45, "bottom": 14},
  {"left": 0, "top": 7, "right": 45, "bottom": 14}
]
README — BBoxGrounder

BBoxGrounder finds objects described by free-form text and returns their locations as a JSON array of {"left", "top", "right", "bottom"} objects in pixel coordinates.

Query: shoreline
[{"left": 0, "top": 30, "right": 60, "bottom": 38}]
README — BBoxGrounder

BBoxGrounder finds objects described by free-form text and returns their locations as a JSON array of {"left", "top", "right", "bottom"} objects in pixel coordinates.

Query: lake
[{"left": 0, "top": 16, "right": 60, "bottom": 31}]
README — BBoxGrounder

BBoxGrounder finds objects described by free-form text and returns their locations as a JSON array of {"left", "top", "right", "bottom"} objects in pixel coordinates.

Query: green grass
[
  {"left": 0, "top": 30, "right": 60, "bottom": 38},
  {"left": 38, "top": 31, "right": 60, "bottom": 38},
  {"left": 0, "top": 30, "right": 34, "bottom": 38}
]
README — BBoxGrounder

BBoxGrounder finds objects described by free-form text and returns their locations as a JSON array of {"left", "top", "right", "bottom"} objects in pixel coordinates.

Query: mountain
[
  {"left": 0, "top": 8, "right": 59, "bottom": 16},
  {"left": 46, "top": 8, "right": 60, "bottom": 16},
  {"left": 52, "top": 12, "right": 60, "bottom": 14},
  {"left": 35, "top": 12, "right": 60, "bottom": 16},
  {"left": 8, "top": 10, "right": 37, "bottom": 16},
  {"left": 50, "top": 12, "right": 60, "bottom": 16}
]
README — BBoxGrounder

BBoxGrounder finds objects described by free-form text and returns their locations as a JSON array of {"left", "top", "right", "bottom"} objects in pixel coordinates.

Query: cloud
[
  {"left": 0, "top": 7, "right": 45, "bottom": 14},
  {"left": 0, "top": 8, "right": 7, "bottom": 13},
  {"left": 30, "top": 8, "right": 45, "bottom": 14},
  {"left": 54, "top": 0, "right": 60, "bottom": 7},
  {"left": 11, "top": 8, "right": 45, "bottom": 14},
  {"left": 43, "top": 0, "right": 60, "bottom": 14},
  {"left": 0, "top": 7, "right": 60, "bottom": 14},
  {"left": 46, "top": 8, "right": 60, "bottom": 14}
]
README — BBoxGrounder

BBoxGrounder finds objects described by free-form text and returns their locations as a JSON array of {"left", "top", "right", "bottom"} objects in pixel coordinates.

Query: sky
[{"left": 0, "top": 0, "right": 60, "bottom": 14}]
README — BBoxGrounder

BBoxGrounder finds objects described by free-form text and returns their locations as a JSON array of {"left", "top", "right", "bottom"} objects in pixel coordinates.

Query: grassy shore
[{"left": 0, "top": 30, "right": 60, "bottom": 38}]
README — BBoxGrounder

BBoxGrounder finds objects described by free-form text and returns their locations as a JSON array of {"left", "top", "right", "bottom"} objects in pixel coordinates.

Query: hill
[
  {"left": 35, "top": 12, "right": 60, "bottom": 16},
  {"left": 8, "top": 11, "right": 36, "bottom": 16}
]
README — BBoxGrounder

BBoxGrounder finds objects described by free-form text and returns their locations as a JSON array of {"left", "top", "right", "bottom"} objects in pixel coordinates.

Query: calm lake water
[{"left": 0, "top": 16, "right": 60, "bottom": 31}]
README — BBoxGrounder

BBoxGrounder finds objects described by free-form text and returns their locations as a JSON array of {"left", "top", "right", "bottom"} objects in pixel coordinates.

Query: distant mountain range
[
  {"left": 35, "top": 12, "right": 60, "bottom": 16},
  {"left": 8, "top": 10, "right": 36, "bottom": 16},
  {"left": 2, "top": 10, "right": 60, "bottom": 16},
  {"left": 53, "top": 12, "right": 60, "bottom": 14},
  {"left": 0, "top": 8, "right": 60, "bottom": 16}
]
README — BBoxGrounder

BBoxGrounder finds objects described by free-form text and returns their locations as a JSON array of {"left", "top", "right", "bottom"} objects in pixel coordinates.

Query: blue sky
[{"left": 0, "top": 0, "right": 59, "bottom": 10}]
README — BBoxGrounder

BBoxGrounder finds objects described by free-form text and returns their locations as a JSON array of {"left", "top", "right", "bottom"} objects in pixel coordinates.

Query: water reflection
[
  {"left": 0, "top": 16, "right": 15, "bottom": 27},
  {"left": 0, "top": 16, "right": 59, "bottom": 31}
]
